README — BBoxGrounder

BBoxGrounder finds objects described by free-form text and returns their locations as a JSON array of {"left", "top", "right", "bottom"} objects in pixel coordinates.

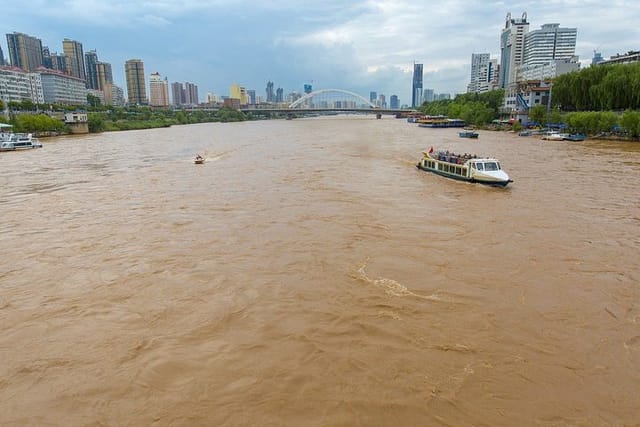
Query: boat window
[
  {"left": 476, "top": 163, "right": 484, "bottom": 171},
  {"left": 484, "top": 162, "right": 498, "bottom": 171}
]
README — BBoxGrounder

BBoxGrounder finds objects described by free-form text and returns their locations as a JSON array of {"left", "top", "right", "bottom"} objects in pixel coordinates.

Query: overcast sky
[{"left": 3, "top": 0, "right": 639, "bottom": 105}]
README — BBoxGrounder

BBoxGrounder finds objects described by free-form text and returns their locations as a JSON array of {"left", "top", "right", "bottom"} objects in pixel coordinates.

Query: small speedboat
[
  {"left": 194, "top": 155, "right": 205, "bottom": 164},
  {"left": 459, "top": 130, "right": 479, "bottom": 138}
]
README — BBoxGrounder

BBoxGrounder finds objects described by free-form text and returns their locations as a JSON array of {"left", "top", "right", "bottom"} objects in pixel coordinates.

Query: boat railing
[{"left": 432, "top": 151, "right": 477, "bottom": 165}]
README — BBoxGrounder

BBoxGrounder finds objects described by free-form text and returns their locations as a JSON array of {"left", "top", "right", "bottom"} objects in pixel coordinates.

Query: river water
[{"left": 1, "top": 116, "right": 639, "bottom": 426}]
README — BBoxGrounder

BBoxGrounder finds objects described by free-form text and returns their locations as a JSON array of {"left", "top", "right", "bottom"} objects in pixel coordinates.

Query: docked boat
[
  {"left": 541, "top": 131, "right": 567, "bottom": 141},
  {"left": 563, "top": 133, "right": 586, "bottom": 141},
  {"left": 417, "top": 115, "right": 466, "bottom": 128},
  {"left": 0, "top": 133, "right": 43, "bottom": 151},
  {"left": 416, "top": 149, "right": 512, "bottom": 187},
  {"left": 459, "top": 130, "right": 479, "bottom": 138}
]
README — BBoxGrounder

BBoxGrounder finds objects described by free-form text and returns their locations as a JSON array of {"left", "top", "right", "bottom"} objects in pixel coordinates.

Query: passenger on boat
[{"left": 195, "top": 154, "right": 203, "bottom": 161}]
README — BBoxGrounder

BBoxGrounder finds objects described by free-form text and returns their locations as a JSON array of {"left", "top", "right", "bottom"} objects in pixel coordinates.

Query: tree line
[
  {"left": 551, "top": 62, "right": 640, "bottom": 111},
  {"left": 1, "top": 98, "right": 252, "bottom": 134},
  {"left": 418, "top": 89, "right": 505, "bottom": 126}
]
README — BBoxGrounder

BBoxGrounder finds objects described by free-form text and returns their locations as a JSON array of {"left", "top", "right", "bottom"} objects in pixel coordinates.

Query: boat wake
[{"left": 353, "top": 257, "right": 459, "bottom": 303}]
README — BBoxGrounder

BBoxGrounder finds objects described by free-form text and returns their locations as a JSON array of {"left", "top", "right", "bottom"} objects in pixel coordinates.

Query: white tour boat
[
  {"left": 0, "top": 133, "right": 43, "bottom": 151},
  {"left": 416, "top": 149, "right": 513, "bottom": 187}
]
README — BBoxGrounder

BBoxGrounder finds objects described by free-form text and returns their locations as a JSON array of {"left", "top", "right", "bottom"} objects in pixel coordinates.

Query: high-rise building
[
  {"left": 467, "top": 53, "right": 498, "bottom": 93},
  {"left": 184, "top": 82, "right": 198, "bottom": 105},
  {"left": 423, "top": 88, "right": 434, "bottom": 103},
  {"left": 149, "top": 72, "right": 169, "bottom": 107},
  {"left": 390, "top": 95, "right": 399, "bottom": 109},
  {"left": 266, "top": 81, "right": 274, "bottom": 102},
  {"left": 592, "top": 51, "right": 604, "bottom": 65},
  {"left": 6, "top": 32, "right": 44, "bottom": 71},
  {"left": 42, "top": 47, "right": 67, "bottom": 73},
  {"left": 62, "top": 39, "right": 86, "bottom": 81},
  {"left": 0, "top": 45, "right": 5, "bottom": 66},
  {"left": 276, "top": 87, "right": 284, "bottom": 103},
  {"left": 85, "top": 50, "right": 99, "bottom": 89},
  {"left": 95, "top": 62, "right": 113, "bottom": 91},
  {"left": 523, "top": 23, "right": 577, "bottom": 66},
  {"left": 124, "top": 59, "right": 147, "bottom": 105},
  {"left": 412, "top": 62, "right": 423, "bottom": 107},
  {"left": 230, "top": 84, "right": 248, "bottom": 104},
  {"left": 171, "top": 82, "right": 184, "bottom": 106},
  {"left": 378, "top": 94, "right": 386, "bottom": 108},
  {"left": 499, "top": 12, "right": 529, "bottom": 88},
  {"left": 247, "top": 89, "right": 256, "bottom": 105},
  {"left": 370, "top": 91, "right": 377, "bottom": 104}
]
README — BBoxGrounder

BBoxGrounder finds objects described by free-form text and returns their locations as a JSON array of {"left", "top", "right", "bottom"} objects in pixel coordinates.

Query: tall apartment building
[
  {"left": 184, "top": 82, "right": 198, "bottom": 105},
  {"left": 62, "top": 39, "right": 86, "bottom": 81},
  {"left": 523, "top": 23, "right": 577, "bottom": 66},
  {"left": 266, "top": 81, "right": 274, "bottom": 102},
  {"left": 6, "top": 32, "right": 44, "bottom": 71},
  {"left": 0, "top": 45, "right": 5, "bottom": 66},
  {"left": 369, "top": 91, "right": 377, "bottom": 104},
  {"left": 378, "top": 94, "right": 386, "bottom": 108},
  {"left": 42, "top": 47, "right": 68, "bottom": 73},
  {"left": 96, "top": 62, "right": 113, "bottom": 90},
  {"left": 149, "top": 72, "right": 169, "bottom": 107},
  {"left": 125, "top": 59, "right": 147, "bottom": 105},
  {"left": 412, "top": 62, "right": 423, "bottom": 107},
  {"left": 389, "top": 95, "right": 399, "bottom": 109},
  {"left": 499, "top": 12, "right": 529, "bottom": 88},
  {"left": 467, "top": 53, "right": 498, "bottom": 93},
  {"left": 85, "top": 50, "right": 99, "bottom": 89},
  {"left": 247, "top": 89, "right": 256, "bottom": 105},
  {"left": 230, "top": 84, "right": 248, "bottom": 105},
  {"left": 171, "top": 82, "right": 184, "bottom": 106}
]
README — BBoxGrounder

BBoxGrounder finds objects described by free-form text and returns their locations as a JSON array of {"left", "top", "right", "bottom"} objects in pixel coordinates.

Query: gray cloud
[{"left": 2, "top": 0, "right": 639, "bottom": 103}]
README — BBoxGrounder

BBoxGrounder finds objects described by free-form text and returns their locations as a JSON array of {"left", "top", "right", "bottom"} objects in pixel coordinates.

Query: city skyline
[{"left": 2, "top": 1, "right": 639, "bottom": 104}]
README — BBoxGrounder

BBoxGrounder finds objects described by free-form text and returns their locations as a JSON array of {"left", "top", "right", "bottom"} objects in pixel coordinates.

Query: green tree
[
  {"left": 528, "top": 104, "right": 546, "bottom": 124},
  {"left": 87, "top": 113, "right": 104, "bottom": 133},
  {"left": 621, "top": 110, "right": 640, "bottom": 138},
  {"left": 87, "top": 94, "right": 102, "bottom": 108}
]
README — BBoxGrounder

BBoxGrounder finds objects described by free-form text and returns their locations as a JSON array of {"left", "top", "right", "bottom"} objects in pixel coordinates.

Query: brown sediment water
[{"left": 1, "top": 117, "right": 638, "bottom": 425}]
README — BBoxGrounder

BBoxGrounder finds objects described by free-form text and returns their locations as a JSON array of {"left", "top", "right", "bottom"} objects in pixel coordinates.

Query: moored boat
[
  {"left": 416, "top": 149, "right": 512, "bottom": 187},
  {"left": 417, "top": 115, "right": 466, "bottom": 128},
  {"left": 563, "top": 133, "right": 586, "bottom": 141},
  {"left": 0, "top": 133, "right": 43, "bottom": 151},
  {"left": 541, "top": 131, "right": 567, "bottom": 141},
  {"left": 459, "top": 130, "right": 479, "bottom": 138}
]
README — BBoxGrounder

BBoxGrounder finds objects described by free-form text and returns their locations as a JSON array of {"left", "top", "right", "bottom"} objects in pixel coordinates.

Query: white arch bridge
[
  {"left": 289, "top": 89, "right": 375, "bottom": 109},
  {"left": 238, "top": 89, "right": 411, "bottom": 116}
]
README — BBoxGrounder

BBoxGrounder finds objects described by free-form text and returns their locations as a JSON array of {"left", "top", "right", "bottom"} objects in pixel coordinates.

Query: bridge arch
[{"left": 289, "top": 89, "right": 376, "bottom": 109}]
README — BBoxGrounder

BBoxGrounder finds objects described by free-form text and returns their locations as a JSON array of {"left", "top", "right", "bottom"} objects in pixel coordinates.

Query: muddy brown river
[{"left": 1, "top": 116, "right": 639, "bottom": 426}]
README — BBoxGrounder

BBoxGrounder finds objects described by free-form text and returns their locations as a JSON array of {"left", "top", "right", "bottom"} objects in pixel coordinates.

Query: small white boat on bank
[
  {"left": 541, "top": 131, "right": 567, "bottom": 141},
  {"left": 0, "top": 133, "right": 43, "bottom": 151},
  {"left": 416, "top": 149, "right": 513, "bottom": 187}
]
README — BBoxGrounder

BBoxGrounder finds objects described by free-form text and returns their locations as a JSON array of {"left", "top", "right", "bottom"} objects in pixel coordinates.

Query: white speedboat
[
  {"left": 541, "top": 131, "right": 567, "bottom": 141},
  {"left": 0, "top": 133, "right": 43, "bottom": 151},
  {"left": 416, "top": 149, "right": 512, "bottom": 187}
]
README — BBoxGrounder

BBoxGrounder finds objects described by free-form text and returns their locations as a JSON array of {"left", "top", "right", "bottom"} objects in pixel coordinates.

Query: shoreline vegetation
[{"left": 1, "top": 63, "right": 639, "bottom": 140}]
